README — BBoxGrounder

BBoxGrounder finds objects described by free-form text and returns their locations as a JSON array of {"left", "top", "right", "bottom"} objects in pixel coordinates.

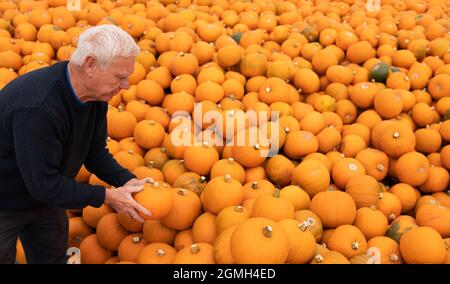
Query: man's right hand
[{"left": 104, "top": 185, "right": 152, "bottom": 223}]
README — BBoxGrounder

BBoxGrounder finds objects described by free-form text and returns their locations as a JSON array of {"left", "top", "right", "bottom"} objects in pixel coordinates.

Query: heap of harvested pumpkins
[{"left": 2, "top": 0, "right": 449, "bottom": 264}]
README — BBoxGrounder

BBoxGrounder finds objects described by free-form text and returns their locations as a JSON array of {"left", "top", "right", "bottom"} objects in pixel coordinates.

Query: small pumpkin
[
  {"left": 291, "top": 159, "right": 330, "bottom": 198},
  {"left": 311, "top": 251, "right": 350, "bottom": 264},
  {"left": 386, "top": 215, "right": 418, "bottom": 243},
  {"left": 214, "top": 225, "right": 237, "bottom": 265},
  {"left": 134, "top": 182, "right": 174, "bottom": 220},
  {"left": 251, "top": 190, "right": 295, "bottom": 222},
  {"left": 143, "top": 220, "right": 178, "bottom": 245},
  {"left": 215, "top": 206, "right": 250, "bottom": 236},
  {"left": 327, "top": 224, "right": 368, "bottom": 259},
  {"left": 310, "top": 191, "right": 357, "bottom": 228},
  {"left": 118, "top": 234, "right": 149, "bottom": 263},
  {"left": 345, "top": 174, "right": 384, "bottom": 208},
  {"left": 136, "top": 242, "right": 177, "bottom": 264},
  {"left": 367, "top": 236, "right": 403, "bottom": 264},
  {"left": 192, "top": 212, "right": 217, "bottom": 245},
  {"left": 161, "top": 188, "right": 202, "bottom": 231},
  {"left": 278, "top": 219, "right": 316, "bottom": 264},
  {"left": 79, "top": 234, "right": 113, "bottom": 264},
  {"left": 416, "top": 204, "right": 450, "bottom": 238},
  {"left": 242, "top": 180, "right": 276, "bottom": 200},
  {"left": 294, "top": 210, "right": 324, "bottom": 242},
  {"left": 174, "top": 230, "right": 194, "bottom": 252},
  {"left": 173, "top": 243, "right": 216, "bottom": 264},
  {"left": 353, "top": 207, "right": 389, "bottom": 240},
  {"left": 96, "top": 213, "right": 129, "bottom": 251},
  {"left": 200, "top": 175, "right": 244, "bottom": 214},
  {"left": 68, "top": 217, "right": 93, "bottom": 248}
]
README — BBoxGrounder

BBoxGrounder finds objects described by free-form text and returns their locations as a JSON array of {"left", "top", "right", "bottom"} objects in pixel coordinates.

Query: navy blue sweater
[{"left": 0, "top": 61, "right": 135, "bottom": 211}]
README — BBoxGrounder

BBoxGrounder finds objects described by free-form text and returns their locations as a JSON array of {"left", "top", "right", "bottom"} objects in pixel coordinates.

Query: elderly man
[{"left": 0, "top": 25, "right": 152, "bottom": 264}]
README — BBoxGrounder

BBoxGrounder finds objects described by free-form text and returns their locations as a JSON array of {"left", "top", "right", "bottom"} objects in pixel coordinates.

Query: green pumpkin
[
  {"left": 370, "top": 62, "right": 390, "bottom": 83},
  {"left": 231, "top": 32, "right": 243, "bottom": 44},
  {"left": 445, "top": 109, "right": 450, "bottom": 121}
]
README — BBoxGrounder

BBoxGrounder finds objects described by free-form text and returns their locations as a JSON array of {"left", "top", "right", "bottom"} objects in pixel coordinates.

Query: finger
[
  {"left": 125, "top": 185, "right": 144, "bottom": 193},
  {"left": 142, "top": 177, "right": 155, "bottom": 184},
  {"left": 128, "top": 208, "right": 145, "bottom": 223},
  {"left": 132, "top": 201, "right": 152, "bottom": 218}
]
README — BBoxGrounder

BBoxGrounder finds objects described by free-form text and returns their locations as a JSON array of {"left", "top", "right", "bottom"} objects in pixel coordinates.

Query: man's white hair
[{"left": 70, "top": 25, "right": 140, "bottom": 70}]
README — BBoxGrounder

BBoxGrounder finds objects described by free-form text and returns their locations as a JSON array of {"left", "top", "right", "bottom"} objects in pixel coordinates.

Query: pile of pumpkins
[{"left": 2, "top": 0, "right": 449, "bottom": 264}]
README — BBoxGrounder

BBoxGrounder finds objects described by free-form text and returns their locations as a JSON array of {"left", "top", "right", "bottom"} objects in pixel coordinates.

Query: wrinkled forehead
[{"left": 107, "top": 56, "right": 135, "bottom": 75}]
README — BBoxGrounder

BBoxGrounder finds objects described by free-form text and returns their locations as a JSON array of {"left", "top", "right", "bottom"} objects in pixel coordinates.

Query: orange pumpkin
[
  {"left": 214, "top": 225, "right": 237, "bottom": 264},
  {"left": 386, "top": 215, "right": 418, "bottom": 243},
  {"left": 230, "top": 217, "right": 289, "bottom": 264},
  {"left": 161, "top": 188, "right": 202, "bottom": 231},
  {"left": 367, "top": 236, "right": 403, "bottom": 264},
  {"left": 136, "top": 242, "right": 177, "bottom": 264},
  {"left": 134, "top": 182, "right": 174, "bottom": 220},
  {"left": 143, "top": 220, "right": 177, "bottom": 245},
  {"left": 68, "top": 217, "right": 93, "bottom": 248},
  {"left": 118, "top": 234, "right": 148, "bottom": 263},
  {"left": 200, "top": 175, "right": 244, "bottom": 214},
  {"left": 215, "top": 206, "right": 250, "bottom": 236},
  {"left": 191, "top": 212, "right": 217, "bottom": 245},
  {"left": 353, "top": 207, "right": 389, "bottom": 240},
  {"left": 400, "top": 226, "right": 446, "bottom": 264},
  {"left": 251, "top": 190, "right": 295, "bottom": 222},
  {"left": 328, "top": 224, "right": 368, "bottom": 259},
  {"left": 310, "top": 191, "right": 357, "bottom": 228},
  {"left": 278, "top": 219, "right": 316, "bottom": 264},
  {"left": 345, "top": 175, "right": 384, "bottom": 208},
  {"left": 79, "top": 234, "right": 113, "bottom": 264},
  {"left": 416, "top": 204, "right": 450, "bottom": 238},
  {"left": 291, "top": 159, "right": 330, "bottom": 197},
  {"left": 96, "top": 213, "right": 129, "bottom": 251}
]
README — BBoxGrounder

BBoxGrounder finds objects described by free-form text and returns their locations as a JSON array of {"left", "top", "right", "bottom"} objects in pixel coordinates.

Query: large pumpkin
[
  {"left": 136, "top": 242, "right": 177, "bottom": 264},
  {"left": 215, "top": 206, "right": 250, "bottom": 236},
  {"left": 229, "top": 217, "right": 289, "bottom": 264},
  {"left": 399, "top": 226, "right": 446, "bottom": 264}
]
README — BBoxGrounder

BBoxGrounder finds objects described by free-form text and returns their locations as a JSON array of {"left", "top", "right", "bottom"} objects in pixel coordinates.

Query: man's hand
[
  {"left": 104, "top": 184, "right": 152, "bottom": 223},
  {"left": 123, "top": 177, "right": 154, "bottom": 187}
]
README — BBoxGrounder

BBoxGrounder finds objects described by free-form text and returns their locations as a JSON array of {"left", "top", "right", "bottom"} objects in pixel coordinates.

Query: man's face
[{"left": 86, "top": 56, "right": 135, "bottom": 102}]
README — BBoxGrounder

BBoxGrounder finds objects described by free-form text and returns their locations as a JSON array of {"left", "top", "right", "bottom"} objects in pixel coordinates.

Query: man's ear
[{"left": 84, "top": 56, "right": 97, "bottom": 77}]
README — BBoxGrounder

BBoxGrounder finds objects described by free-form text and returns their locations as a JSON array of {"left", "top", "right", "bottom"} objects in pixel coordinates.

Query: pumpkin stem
[
  {"left": 127, "top": 150, "right": 134, "bottom": 155},
  {"left": 118, "top": 105, "right": 124, "bottom": 112},
  {"left": 263, "top": 226, "right": 273, "bottom": 238},
  {"left": 351, "top": 242, "right": 360, "bottom": 250},
  {"left": 152, "top": 182, "right": 160, "bottom": 188},
  {"left": 190, "top": 244, "right": 200, "bottom": 254},
  {"left": 234, "top": 206, "right": 244, "bottom": 212},
  {"left": 389, "top": 254, "right": 399, "bottom": 262},
  {"left": 314, "top": 254, "right": 324, "bottom": 263},
  {"left": 272, "top": 189, "right": 281, "bottom": 198},
  {"left": 227, "top": 157, "right": 234, "bottom": 163},
  {"left": 160, "top": 147, "right": 167, "bottom": 153},
  {"left": 254, "top": 143, "right": 260, "bottom": 150},
  {"left": 393, "top": 132, "right": 400, "bottom": 139},
  {"left": 157, "top": 249, "right": 166, "bottom": 257},
  {"left": 389, "top": 213, "right": 396, "bottom": 221},
  {"left": 348, "top": 163, "right": 358, "bottom": 171},
  {"left": 199, "top": 176, "right": 206, "bottom": 183},
  {"left": 251, "top": 181, "right": 259, "bottom": 190},
  {"left": 378, "top": 192, "right": 384, "bottom": 199},
  {"left": 376, "top": 164, "right": 385, "bottom": 172},
  {"left": 132, "top": 236, "right": 142, "bottom": 244},
  {"left": 284, "top": 127, "right": 290, "bottom": 133},
  {"left": 147, "top": 161, "right": 155, "bottom": 168},
  {"left": 177, "top": 188, "right": 187, "bottom": 196},
  {"left": 224, "top": 174, "right": 232, "bottom": 183}
]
